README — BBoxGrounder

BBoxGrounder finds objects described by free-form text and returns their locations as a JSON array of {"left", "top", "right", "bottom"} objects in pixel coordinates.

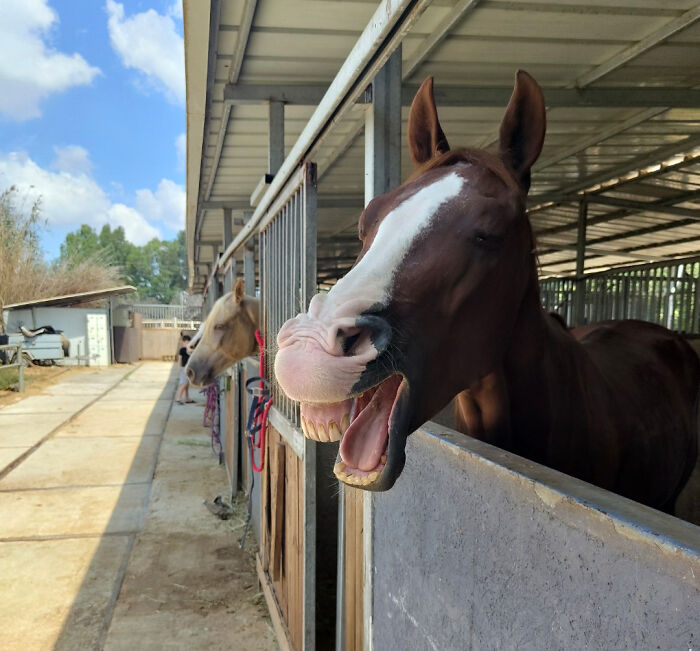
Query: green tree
[
  {"left": 59, "top": 224, "right": 103, "bottom": 264},
  {"left": 57, "top": 225, "right": 187, "bottom": 303}
]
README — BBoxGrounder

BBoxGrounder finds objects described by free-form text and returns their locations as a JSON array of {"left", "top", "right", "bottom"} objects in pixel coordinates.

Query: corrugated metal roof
[
  {"left": 4, "top": 286, "right": 137, "bottom": 310},
  {"left": 185, "top": 0, "right": 700, "bottom": 289}
]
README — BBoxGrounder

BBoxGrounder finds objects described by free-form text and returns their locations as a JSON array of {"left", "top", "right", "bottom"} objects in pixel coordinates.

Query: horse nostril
[
  {"left": 343, "top": 331, "right": 362, "bottom": 356},
  {"left": 186, "top": 367, "right": 195, "bottom": 381},
  {"left": 353, "top": 315, "right": 392, "bottom": 356}
]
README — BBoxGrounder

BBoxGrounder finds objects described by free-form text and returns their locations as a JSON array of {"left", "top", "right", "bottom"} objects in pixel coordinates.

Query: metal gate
[
  {"left": 540, "top": 256, "right": 700, "bottom": 331},
  {"left": 257, "top": 161, "right": 318, "bottom": 651}
]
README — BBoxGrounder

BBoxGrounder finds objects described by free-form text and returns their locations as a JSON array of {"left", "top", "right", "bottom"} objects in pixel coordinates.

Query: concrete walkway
[{"left": 0, "top": 362, "right": 277, "bottom": 650}]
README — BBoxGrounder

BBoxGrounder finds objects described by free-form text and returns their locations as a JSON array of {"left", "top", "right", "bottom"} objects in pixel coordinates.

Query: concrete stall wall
[
  {"left": 141, "top": 328, "right": 181, "bottom": 360},
  {"left": 370, "top": 424, "right": 700, "bottom": 650},
  {"left": 4, "top": 307, "right": 110, "bottom": 365}
]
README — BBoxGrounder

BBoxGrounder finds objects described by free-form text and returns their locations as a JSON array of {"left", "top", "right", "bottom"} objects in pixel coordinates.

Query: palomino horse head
[
  {"left": 186, "top": 278, "right": 260, "bottom": 386},
  {"left": 275, "top": 70, "right": 546, "bottom": 490}
]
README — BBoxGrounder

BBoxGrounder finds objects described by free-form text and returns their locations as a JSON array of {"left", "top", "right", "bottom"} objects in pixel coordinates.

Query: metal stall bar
[
  {"left": 258, "top": 161, "right": 318, "bottom": 651},
  {"left": 361, "top": 47, "right": 402, "bottom": 651},
  {"left": 540, "top": 254, "right": 700, "bottom": 332}
]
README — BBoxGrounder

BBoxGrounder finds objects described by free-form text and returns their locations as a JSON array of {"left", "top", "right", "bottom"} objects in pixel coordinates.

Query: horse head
[
  {"left": 186, "top": 278, "right": 260, "bottom": 386},
  {"left": 275, "top": 70, "right": 546, "bottom": 490}
]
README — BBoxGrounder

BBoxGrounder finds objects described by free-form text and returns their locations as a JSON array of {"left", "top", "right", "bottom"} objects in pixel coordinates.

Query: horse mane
[{"left": 405, "top": 148, "right": 520, "bottom": 193}]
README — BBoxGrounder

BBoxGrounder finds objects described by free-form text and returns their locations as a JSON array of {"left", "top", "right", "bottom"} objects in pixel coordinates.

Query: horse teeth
[
  {"left": 307, "top": 420, "right": 317, "bottom": 440},
  {"left": 380, "top": 455, "right": 387, "bottom": 464},
  {"left": 368, "top": 471, "right": 379, "bottom": 482},
  {"left": 329, "top": 422, "right": 341, "bottom": 441},
  {"left": 334, "top": 461, "right": 346, "bottom": 473},
  {"left": 317, "top": 422, "right": 329, "bottom": 442},
  {"left": 301, "top": 417, "right": 308, "bottom": 437},
  {"left": 341, "top": 414, "right": 350, "bottom": 434}
]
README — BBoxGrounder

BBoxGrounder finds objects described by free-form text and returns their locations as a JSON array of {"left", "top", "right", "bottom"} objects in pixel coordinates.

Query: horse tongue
[{"left": 340, "top": 376, "right": 400, "bottom": 471}]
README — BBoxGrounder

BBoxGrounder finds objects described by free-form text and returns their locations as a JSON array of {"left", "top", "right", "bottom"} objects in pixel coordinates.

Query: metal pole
[
  {"left": 574, "top": 197, "right": 588, "bottom": 325},
  {"left": 364, "top": 45, "right": 402, "bottom": 204},
  {"left": 268, "top": 100, "right": 285, "bottom": 177},
  {"left": 243, "top": 210, "right": 256, "bottom": 296},
  {"left": 18, "top": 343, "right": 24, "bottom": 393},
  {"left": 223, "top": 207, "right": 234, "bottom": 293},
  {"left": 360, "top": 47, "right": 402, "bottom": 651}
]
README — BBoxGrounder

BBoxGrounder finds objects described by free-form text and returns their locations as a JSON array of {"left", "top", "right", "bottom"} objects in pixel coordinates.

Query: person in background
[{"left": 176, "top": 334, "right": 194, "bottom": 404}]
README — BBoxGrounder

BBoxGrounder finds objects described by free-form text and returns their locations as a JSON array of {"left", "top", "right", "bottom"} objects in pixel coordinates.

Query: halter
[
  {"left": 240, "top": 329, "right": 272, "bottom": 549},
  {"left": 245, "top": 329, "right": 273, "bottom": 473}
]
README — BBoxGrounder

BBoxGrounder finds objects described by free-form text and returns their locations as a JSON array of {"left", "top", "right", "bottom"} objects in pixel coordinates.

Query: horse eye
[
  {"left": 473, "top": 231, "right": 504, "bottom": 250},
  {"left": 214, "top": 324, "right": 226, "bottom": 331}
]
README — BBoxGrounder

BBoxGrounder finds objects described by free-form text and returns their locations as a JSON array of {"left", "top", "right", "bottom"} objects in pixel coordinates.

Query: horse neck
[{"left": 503, "top": 271, "right": 593, "bottom": 434}]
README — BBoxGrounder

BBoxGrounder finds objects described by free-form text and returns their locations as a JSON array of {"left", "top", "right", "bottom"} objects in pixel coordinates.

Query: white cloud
[
  {"left": 136, "top": 178, "right": 185, "bottom": 231},
  {"left": 106, "top": 0, "right": 184, "bottom": 105},
  {"left": 0, "top": 148, "right": 185, "bottom": 247},
  {"left": 51, "top": 145, "right": 92, "bottom": 176},
  {"left": 175, "top": 133, "right": 186, "bottom": 171},
  {"left": 0, "top": 0, "right": 100, "bottom": 121},
  {"left": 168, "top": 1, "right": 183, "bottom": 21}
]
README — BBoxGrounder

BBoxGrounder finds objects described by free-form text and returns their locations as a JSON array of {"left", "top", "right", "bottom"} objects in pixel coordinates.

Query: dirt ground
[
  {"left": 0, "top": 362, "right": 278, "bottom": 650},
  {"left": 0, "top": 364, "right": 84, "bottom": 407}
]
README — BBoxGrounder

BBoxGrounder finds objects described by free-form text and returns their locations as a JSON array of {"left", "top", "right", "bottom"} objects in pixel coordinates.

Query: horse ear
[
  {"left": 233, "top": 277, "right": 245, "bottom": 304},
  {"left": 498, "top": 70, "right": 546, "bottom": 191},
  {"left": 407, "top": 77, "right": 450, "bottom": 167}
]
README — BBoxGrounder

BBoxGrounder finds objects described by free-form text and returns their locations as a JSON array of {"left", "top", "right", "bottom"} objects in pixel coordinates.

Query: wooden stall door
[
  {"left": 260, "top": 425, "right": 304, "bottom": 651},
  {"left": 224, "top": 377, "right": 235, "bottom": 489},
  {"left": 344, "top": 487, "right": 364, "bottom": 651}
]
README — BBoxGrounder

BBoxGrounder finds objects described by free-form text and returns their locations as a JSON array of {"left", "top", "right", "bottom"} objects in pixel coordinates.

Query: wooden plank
[
  {"left": 225, "top": 386, "right": 235, "bottom": 485},
  {"left": 261, "top": 427, "right": 272, "bottom": 572},
  {"left": 345, "top": 486, "right": 364, "bottom": 651},
  {"left": 344, "top": 488, "right": 356, "bottom": 651},
  {"left": 270, "top": 440, "right": 286, "bottom": 581},
  {"left": 257, "top": 554, "right": 294, "bottom": 651},
  {"left": 297, "top": 452, "right": 305, "bottom": 650},
  {"left": 282, "top": 444, "right": 294, "bottom": 639},
  {"left": 288, "top": 446, "right": 302, "bottom": 650}
]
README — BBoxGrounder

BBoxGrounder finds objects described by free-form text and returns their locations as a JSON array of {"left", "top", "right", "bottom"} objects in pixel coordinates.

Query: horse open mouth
[{"left": 299, "top": 373, "right": 405, "bottom": 487}]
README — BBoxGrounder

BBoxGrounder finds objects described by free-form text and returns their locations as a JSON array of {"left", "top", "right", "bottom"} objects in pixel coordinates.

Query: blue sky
[{"left": 0, "top": 0, "right": 186, "bottom": 258}]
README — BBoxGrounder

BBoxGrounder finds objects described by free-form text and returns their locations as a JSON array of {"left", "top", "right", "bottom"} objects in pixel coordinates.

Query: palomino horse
[
  {"left": 186, "top": 278, "right": 260, "bottom": 386},
  {"left": 274, "top": 71, "right": 699, "bottom": 513}
]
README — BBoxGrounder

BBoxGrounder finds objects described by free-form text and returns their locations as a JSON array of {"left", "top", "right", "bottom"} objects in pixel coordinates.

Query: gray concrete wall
[{"left": 370, "top": 423, "right": 700, "bottom": 651}]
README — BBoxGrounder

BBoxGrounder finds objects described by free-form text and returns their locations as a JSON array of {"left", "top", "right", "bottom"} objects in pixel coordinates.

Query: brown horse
[
  {"left": 274, "top": 71, "right": 699, "bottom": 513},
  {"left": 186, "top": 278, "right": 260, "bottom": 386}
]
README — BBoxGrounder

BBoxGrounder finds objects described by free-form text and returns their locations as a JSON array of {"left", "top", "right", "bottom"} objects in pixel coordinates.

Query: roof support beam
[
  {"left": 538, "top": 241, "right": 664, "bottom": 263},
  {"left": 585, "top": 195, "right": 700, "bottom": 220},
  {"left": 223, "top": 83, "right": 700, "bottom": 109},
  {"left": 219, "top": 0, "right": 434, "bottom": 269},
  {"left": 201, "top": 0, "right": 258, "bottom": 204},
  {"left": 530, "top": 133, "right": 700, "bottom": 206},
  {"left": 575, "top": 6, "right": 700, "bottom": 87},
  {"left": 403, "top": 0, "right": 481, "bottom": 79},
  {"left": 535, "top": 188, "right": 700, "bottom": 241}
]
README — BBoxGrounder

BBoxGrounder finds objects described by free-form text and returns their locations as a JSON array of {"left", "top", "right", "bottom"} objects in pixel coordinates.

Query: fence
[
  {"left": 256, "top": 162, "right": 322, "bottom": 651},
  {"left": 260, "top": 162, "right": 317, "bottom": 427},
  {"left": 540, "top": 256, "right": 700, "bottom": 331},
  {"left": 0, "top": 343, "right": 24, "bottom": 392}
]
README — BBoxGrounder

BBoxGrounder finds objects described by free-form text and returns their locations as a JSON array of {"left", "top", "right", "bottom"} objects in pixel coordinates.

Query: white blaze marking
[{"left": 321, "top": 172, "right": 464, "bottom": 316}]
